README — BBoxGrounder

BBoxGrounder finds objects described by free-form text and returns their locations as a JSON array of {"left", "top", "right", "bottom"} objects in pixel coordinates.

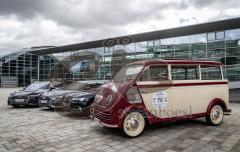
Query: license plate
[
  {"left": 14, "top": 99, "right": 25, "bottom": 103},
  {"left": 40, "top": 100, "right": 48, "bottom": 104}
]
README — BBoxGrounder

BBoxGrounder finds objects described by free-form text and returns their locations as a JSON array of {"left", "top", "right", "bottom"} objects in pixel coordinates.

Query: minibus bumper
[
  {"left": 90, "top": 115, "right": 119, "bottom": 128},
  {"left": 224, "top": 109, "right": 232, "bottom": 115}
]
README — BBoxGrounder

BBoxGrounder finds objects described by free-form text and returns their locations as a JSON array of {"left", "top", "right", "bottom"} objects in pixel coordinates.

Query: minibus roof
[{"left": 126, "top": 59, "right": 224, "bottom": 67}]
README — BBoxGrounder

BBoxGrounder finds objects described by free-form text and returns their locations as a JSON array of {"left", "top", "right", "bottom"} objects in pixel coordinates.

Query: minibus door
[{"left": 136, "top": 65, "right": 174, "bottom": 119}]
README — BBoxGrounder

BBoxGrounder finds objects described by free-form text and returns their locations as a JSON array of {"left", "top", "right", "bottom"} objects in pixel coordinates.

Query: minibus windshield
[{"left": 113, "top": 64, "right": 143, "bottom": 83}]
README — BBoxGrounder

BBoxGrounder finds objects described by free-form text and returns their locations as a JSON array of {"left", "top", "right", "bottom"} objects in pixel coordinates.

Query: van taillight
[{"left": 126, "top": 87, "right": 142, "bottom": 104}]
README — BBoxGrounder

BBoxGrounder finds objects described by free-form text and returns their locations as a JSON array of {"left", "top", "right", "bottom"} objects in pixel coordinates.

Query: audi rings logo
[
  {"left": 120, "top": 36, "right": 132, "bottom": 45},
  {"left": 103, "top": 39, "right": 117, "bottom": 47},
  {"left": 103, "top": 36, "right": 133, "bottom": 47}
]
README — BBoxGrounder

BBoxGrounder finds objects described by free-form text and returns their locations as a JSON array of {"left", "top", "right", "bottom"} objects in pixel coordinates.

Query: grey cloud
[
  {"left": 0, "top": 0, "right": 240, "bottom": 53},
  {"left": 0, "top": 0, "right": 48, "bottom": 18},
  {"left": 49, "top": 0, "right": 189, "bottom": 29},
  {"left": 0, "top": 0, "right": 189, "bottom": 30},
  {"left": 189, "top": 0, "right": 240, "bottom": 9}
]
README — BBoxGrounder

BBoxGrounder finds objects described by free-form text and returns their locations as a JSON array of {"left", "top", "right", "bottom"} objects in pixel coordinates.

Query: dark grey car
[
  {"left": 39, "top": 80, "right": 108, "bottom": 109},
  {"left": 60, "top": 80, "right": 109, "bottom": 113},
  {"left": 8, "top": 81, "right": 60, "bottom": 108}
]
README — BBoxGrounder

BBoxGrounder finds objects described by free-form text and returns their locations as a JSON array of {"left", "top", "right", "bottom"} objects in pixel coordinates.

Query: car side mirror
[
  {"left": 84, "top": 86, "right": 91, "bottom": 90},
  {"left": 49, "top": 86, "right": 56, "bottom": 91}
]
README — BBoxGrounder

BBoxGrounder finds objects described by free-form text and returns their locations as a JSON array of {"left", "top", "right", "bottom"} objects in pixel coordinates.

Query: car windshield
[
  {"left": 113, "top": 64, "right": 143, "bottom": 83},
  {"left": 65, "top": 82, "right": 86, "bottom": 90},
  {"left": 25, "top": 82, "right": 50, "bottom": 90}
]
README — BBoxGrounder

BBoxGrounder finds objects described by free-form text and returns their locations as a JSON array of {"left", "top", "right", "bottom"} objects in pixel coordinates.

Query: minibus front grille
[{"left": 93, "top": 105, "right": 112, "bottom": 123}]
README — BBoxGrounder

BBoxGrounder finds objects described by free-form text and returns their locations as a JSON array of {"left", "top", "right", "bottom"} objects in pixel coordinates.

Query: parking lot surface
[{"left": 0, "top": 89, "right": 240, "bottom": 152}]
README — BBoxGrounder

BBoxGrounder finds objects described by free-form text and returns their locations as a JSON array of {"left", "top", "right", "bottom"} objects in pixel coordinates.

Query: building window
[
  {"left": 226, "top": 29, "right": 240, "bottom": 40},
  {"left": 125, "top": 43, "right": 136, "bottom": 53},
  {"left": 216, "top": 31, "right": 225, "bottom": 40},
  {"left": 208, "top": 33, "right": 215, "bottom": 41},
  {"left": 160, "top": 38, "right": 174, "bottom": 59},
  {"left": 136, "top": 41, "right": 147, "bottom": 52},
  {"left": 208, "top": 31, "right": 225, "bottom": 41}
]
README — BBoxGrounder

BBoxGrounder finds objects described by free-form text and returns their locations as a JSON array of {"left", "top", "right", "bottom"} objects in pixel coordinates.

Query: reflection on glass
[
  {"left": 226, "top": 29, "right": 240, "bottom": 40},
  {"left": 1, "top": 28, "right": 240, "bottom": 87},
  {"left": 216, "top": 31, "right": 225, "bottom": 40},
  {"left": 147, "top": 41, "right": 154, "bottom": 46},
  {"left": 136, "top": 41, "right": 147, "bottom": 52},
  {"left": 175, "top": 36, "right": 191, "bottom": 59},
  {"left": 208, "top": 33, "right": 215, "bottom": 41},
  {"left": 125, "top": 43, "right": 136, "bottom": 53},
  {"left": 191, "top": 34, "right": 207, "bottom": 59},
  {"left": 191, "top": 34, "right": 207, "bottom": 43},
  {"left": 160, "top": 38, "right": 174, "bottom": 59},
  {"left": 175, "top": 36, "right": 190, "bottom": 44}
]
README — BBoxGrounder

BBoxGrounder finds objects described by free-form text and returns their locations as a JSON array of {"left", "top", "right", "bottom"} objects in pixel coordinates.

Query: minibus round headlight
[{"left": 104, "top": 95, "right": 112, "bottom": 105}]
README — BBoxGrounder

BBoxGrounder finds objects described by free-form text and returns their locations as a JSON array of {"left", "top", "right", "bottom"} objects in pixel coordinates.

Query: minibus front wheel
[
  {"left": 122, "top": 111, "right": 145, "bottom": 137},
  {"left": 206, "top": 105, "right": 224, "bottom": 126}
]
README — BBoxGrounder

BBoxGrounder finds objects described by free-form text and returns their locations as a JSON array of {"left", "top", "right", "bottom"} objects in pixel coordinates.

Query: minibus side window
[
  {"left": 201, "top": 66, "right": 222, "bottom": 80},
  {"left": 171, "top": 66, "right": 199, "bottom": 80},
  {"left": 138, "top": 65, "right": 168, "bottom": 81}
]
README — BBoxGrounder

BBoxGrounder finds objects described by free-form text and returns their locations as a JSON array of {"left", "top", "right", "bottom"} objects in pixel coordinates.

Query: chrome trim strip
[{"left": 93, "top": 117, "right": 118, "bottom": 128}]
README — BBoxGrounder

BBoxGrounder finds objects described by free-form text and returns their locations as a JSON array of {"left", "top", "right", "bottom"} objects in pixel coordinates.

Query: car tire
[
  {"left": 122, "top": 111, "right": 145, "bottom": 137},
  {"left": 12, "top": 105, "right": 20, "bottom": 108},
  {"left": 206, "top": 105, "right": 224, "bottom": 126}
]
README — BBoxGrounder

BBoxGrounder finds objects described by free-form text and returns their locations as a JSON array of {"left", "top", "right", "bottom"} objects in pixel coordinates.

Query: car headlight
[
  {"left": 50, "top": 96, "right": 55, "bottom": 100},
  {"left": 72, "top": 97, "right": 88, "bottom": 102},
  {"left": 51, "top": 96, "right": 62, "bottom": 100},
  {"left": 56, "top": 96, "right": 63, "bottom": 99},
  {"left": 29, "top": 94, "right": 39, "bottom": 97}
]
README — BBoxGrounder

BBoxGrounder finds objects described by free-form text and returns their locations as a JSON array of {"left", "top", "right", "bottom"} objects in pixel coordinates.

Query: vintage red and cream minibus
[{"left": 91, "top": 60, "right": 231, "bottom": 137}]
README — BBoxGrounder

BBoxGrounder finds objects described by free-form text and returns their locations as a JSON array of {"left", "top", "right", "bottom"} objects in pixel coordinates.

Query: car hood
[
  {"left": 42, "top": 89, "right": 79, "bottom": 98},
  {"left": 11, "top": 89, "right": 47, "bottom": 96},
  {"left": 67, "top": 91, "right": 95, "bottom": 98}
]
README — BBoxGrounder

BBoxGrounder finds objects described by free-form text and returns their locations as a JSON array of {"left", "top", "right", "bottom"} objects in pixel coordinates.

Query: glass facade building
[{"left": 0, "top": 19, "right": 240, "bottom": 87}]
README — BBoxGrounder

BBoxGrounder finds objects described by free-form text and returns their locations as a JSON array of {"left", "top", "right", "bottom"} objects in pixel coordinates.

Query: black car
[
  {"left": 60, "top": 80, "right": 108, "bottom": 112},
  {"left": 39, "top": 80, "right": 108, "bottom": 109},
  {"left": 8, "top": 81, "right": 61, "bottom": 108}
]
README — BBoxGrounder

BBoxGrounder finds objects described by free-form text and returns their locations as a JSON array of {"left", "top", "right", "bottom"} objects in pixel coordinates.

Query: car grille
[
  {"left": 40, "top": 96, "right": 51, "bottom": 100},
  {"left": 92, "top": 104, "right": 112, "bottom": 123},
  {"left": 28, "top": 96, "right": 39, "bottom": 104},
  {"left": 12, "top": 96, "right": 28, "bottom": 99}
]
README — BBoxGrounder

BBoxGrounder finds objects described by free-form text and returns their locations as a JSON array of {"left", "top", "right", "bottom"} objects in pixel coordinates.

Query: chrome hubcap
[
  {"left": 213, "top": 110, "right": 220, "bottom": 119},
  {"left": 211, "top": 106, "right": 222, "bottom": 122},
  {"left": 126, "top": 116, "right": 139, "bottom": 131},
  {"left": 130, "top": 119, "right": 139, "bottom": 129}
]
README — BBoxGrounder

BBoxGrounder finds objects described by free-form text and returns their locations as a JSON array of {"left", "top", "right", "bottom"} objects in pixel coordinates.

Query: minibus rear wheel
[
  {"left": 122, "top": 111, "right": 145, "bottom": 137},
  {"left": 206, "top": 105, "right": 224, "bottom": 126}
]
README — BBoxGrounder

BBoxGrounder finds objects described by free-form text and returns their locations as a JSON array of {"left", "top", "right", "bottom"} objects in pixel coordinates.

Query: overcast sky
[{"left": 0, "top": 0, "right": 240, "bottom": 54}]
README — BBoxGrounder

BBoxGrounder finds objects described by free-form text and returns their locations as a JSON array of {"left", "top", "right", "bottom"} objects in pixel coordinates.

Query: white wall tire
[
  {"left": 123, "top": 111, "right": 145, "bottom": 137},
  {"left": 206, "top": 105, "right": 224, "bottom": 126}
]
